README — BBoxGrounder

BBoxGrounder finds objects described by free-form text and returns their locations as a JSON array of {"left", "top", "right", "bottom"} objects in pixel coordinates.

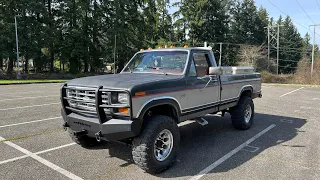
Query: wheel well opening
[
  {"left": 241, "top": 90, "right": 252, "bottom": 98},
  {"left": 143, "top": 104, "right": 179, "bottom": 123}
]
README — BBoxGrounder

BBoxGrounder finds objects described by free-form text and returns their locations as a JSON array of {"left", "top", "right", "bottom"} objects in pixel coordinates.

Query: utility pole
[
  {"left": 267, "top": 26, "right": 270, "bottom": 69},
  {"left": 309, "top": 24, "right": 320, "bottom": 76},
  {"left": 14, "top": 15, "right": 22, "bottom": 79},
  {"left": 264, "top": 24, "right": 283, "bottom": 74},
  {"left": 277, "top": 25, "right": 280, "bottom": 75},
  {"left": 219, "top": 43, "right": 222, "bottom": 66},
  {"left": 113, "top": 35, "right": 117, "bottom": 74}
]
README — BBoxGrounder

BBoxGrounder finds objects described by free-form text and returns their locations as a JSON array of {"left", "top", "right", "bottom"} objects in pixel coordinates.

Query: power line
[
  {"left": 316, "top": 0, "right": 320, "bottom": 11},
  {"left": 278, "top": 66, "right": 298, "bottom": 69},
  {"left": 296, "top": 0, "right": 316, "bottom": 24},
  {"left": 267, "top": 0, "right": 309, "bottom": 31},
  {"left": 278, "top": 59, "right": 301, "bottom": 63},
  {"left": 267, "top": 0, "right": 320, "bottom": 39},
  {"left": 270, "top": 49, "right": 310, "bottom": 53}
]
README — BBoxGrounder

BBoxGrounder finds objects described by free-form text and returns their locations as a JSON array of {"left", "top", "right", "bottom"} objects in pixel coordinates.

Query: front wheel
[
  {"left": 132, "top": 115, "right": 180, "bottom": 174},
  {"left": 230, "top": 96, "right": 254, "bottom": 130}
]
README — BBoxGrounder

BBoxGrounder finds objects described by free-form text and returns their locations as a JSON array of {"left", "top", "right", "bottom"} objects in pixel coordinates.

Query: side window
[
  {"left": 193, "top": 53, "right": 210, "bottom": 77},
  {"left": 188, "top": 59, "right": 197, "bottom": 77}
]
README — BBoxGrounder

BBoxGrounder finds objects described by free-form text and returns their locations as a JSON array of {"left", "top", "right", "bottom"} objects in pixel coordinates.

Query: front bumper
[
  {"left": 61, "top": 109, "right": 142, "bottom": 141},
  {"left": 60, "top": 84, "right": 142, "bottom": 141}
]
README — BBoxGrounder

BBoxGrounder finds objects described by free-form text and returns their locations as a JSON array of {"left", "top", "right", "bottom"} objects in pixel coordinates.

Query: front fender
[{"left": 136, "top": 97, "right": 181, "bottom": 120}]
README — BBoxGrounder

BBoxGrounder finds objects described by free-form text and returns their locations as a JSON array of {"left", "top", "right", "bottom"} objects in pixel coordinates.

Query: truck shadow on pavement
[{"left": 92, "top": 113, "right": 306, "bottom": 178}]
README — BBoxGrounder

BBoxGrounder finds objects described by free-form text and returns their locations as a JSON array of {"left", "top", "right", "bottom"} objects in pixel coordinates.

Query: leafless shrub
[
  {"left": 238, "top": 45, "right": 276, "bottom": 73},
  {"left": 294, "top": 57, "right": 320, "bottom": 85}
]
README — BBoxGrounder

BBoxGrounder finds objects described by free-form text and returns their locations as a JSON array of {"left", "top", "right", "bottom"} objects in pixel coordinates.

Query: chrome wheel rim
[
  {"left": 244, "top": 105, "right": 252, "bottom": 123},
  {"left": 154, "top": 129, "right": 174, "bottom": 162}
]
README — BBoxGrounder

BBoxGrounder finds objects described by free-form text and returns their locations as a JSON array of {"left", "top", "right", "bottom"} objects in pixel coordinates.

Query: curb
[
  {"left": 263, "top": 83, "right": 320, "bottom": 88},
  {"left": 0, "top": 81, "right": 67, "bottom": 85}
]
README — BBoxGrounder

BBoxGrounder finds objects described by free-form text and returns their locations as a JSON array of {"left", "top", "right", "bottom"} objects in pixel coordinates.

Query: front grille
[{"left": 67, "top": 87, "right": 109, "bottom": 112}]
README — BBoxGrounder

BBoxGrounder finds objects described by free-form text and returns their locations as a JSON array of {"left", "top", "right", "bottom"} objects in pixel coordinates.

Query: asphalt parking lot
[{"left": 0, "top": 83, "right": 319, "bottom": 180}]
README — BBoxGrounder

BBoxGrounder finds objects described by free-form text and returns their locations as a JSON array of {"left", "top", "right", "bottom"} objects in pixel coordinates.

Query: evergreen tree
[
  {"left": 230, "top": 0, "right": 267, "bottom": 45},
  {"left": 0, "top": 0, "right": 309, "bottom": 74},
  {"left": 278, "top": 16, "right": 303, "bottom": 73}
]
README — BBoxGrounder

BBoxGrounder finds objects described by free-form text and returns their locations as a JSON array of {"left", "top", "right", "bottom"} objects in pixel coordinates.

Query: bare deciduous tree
[{"left": 238, "top": 45, "right": 263, "bottom": 66}]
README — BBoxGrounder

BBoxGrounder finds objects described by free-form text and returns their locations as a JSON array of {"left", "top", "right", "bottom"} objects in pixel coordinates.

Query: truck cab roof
[{"left": 140, "top": 47, "right": 213, "bottom": 52}]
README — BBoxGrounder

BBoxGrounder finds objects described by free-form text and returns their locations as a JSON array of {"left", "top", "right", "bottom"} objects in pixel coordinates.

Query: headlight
[{"left": 118, "top": 93, "right": 129, "bottom": 104}]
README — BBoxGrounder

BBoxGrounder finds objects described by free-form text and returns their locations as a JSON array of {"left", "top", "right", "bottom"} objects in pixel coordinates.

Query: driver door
[{"left": 184, "top": 52, "right": 220, "bottom": 113}]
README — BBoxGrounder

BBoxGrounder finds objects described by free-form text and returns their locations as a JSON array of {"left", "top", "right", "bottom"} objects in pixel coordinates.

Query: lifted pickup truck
[{"left": 60, "top": 47, "right": 262, "bottom": 174}]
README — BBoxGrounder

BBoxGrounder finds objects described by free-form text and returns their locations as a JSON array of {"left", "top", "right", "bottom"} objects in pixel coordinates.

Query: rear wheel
[
  {"left": 230, "top": 96, "right": 254, "bottom": 130},
  {"left": 132, "top": 115, "right": 180, "bottom": 174},
  {"left": 68, "top": 129, "right": 100, "bottom": 147}
]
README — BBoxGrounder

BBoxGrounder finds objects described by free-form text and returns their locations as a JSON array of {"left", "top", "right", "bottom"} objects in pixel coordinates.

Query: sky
[{"left": 169, "top": 0, "right": 320, "bottom": 45}]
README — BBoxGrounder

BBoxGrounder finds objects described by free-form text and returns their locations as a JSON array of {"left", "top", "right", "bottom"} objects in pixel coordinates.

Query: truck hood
[{"left": 66, "top": 73, "right": 183, "bottom": 90}]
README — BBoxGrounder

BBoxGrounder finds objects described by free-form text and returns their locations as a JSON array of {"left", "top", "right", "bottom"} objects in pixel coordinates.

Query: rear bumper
[{"left": 61, "top": 109, "right": 142, "bottom": 141}]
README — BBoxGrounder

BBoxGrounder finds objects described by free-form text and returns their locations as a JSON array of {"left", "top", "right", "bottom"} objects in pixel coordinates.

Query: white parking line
[
  {"left": 0, "top": 136, "right": 82, "bottom": 180},
  {"left": 0, "top": 155, "right": 29, "bottom": 165},
  {"left": 35, "top": 143, "right": 76, "bottom": 154},
  {"left": 0, "top": 91, "right": 44, "bottom": 96},
  {"left": 0, "top": 94, "right": 24, "bottom": 98},
  {"left": 0, "top": 143, "right": 76, "bottom": 165},
  {"left": 0, "top": 117, "right": 61, "bottom": 128},
  {"left": 0, "top": 95, "right": 59, "bottom": 102},
  {"left": 0, "top": 84, "right": 60, "bottom": 91},
  {"left": 280, "top": 87, "right": 304, "bottom": 97},
  {"left": 0, "top": 103, "right": 60, "bottom": 111},
  {"left": 189, "top": 124, "right": 276, "bottom": 180}
]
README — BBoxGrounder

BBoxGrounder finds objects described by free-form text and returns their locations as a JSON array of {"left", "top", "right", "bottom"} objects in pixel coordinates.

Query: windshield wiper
[{"left": 146, "top": 66, "right": 167, "bottom": 75}]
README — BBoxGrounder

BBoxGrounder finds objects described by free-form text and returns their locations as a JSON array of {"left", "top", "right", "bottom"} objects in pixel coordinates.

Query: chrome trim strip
[
  {"left": 220, "top": 97, "right": 239, "bottom": 103},
  {"left": 238, "top": 85, "right": 253, "bottom": 97},
  {"left": 181, "top": 101, "right": 219, "bottom": 113},
  {"left": 220, "top": 78, "right": 261, "bottom": 83}
]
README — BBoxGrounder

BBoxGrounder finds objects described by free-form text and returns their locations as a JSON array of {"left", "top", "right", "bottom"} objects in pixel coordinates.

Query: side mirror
[{"left": 209, "top": 67, "right": 222, "bottom": 75}]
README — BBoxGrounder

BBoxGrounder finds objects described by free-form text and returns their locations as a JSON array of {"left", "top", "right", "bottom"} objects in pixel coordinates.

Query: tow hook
[
  {"left": 62, "top": 122, "right": 69, "bottom": 131},
  {"left": 95, "top": 131, "right": 102, "bottom": 142},
  {"left": 73, "top": 130, "right": 87, "bottom": 136}
]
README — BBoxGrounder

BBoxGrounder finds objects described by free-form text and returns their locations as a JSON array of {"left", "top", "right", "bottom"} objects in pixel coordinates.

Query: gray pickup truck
[{"left": 60, "top": 47, "right": 261, "bottom": 174}]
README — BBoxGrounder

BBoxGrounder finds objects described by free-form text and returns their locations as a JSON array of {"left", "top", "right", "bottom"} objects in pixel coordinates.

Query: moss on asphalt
[{"left": 0, "top": 79, "right": 67, "bottom": 85}]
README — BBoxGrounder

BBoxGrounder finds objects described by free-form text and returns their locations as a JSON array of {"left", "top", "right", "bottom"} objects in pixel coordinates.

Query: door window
[
  {"left": 193, "top": 53, "right": 211, "bottom": 77},
  {"left": 188, "top": 60, "right": 197, "bottom": 77}
]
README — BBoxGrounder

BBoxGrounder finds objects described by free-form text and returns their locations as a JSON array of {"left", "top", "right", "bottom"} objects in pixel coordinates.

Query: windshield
[{"left": 122, "top": 51, "right": 188, "bottom": 75}]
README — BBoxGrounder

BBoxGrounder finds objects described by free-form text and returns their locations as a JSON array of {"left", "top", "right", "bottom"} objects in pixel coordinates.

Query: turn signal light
[
  {"left": 184, "top": 45, "right": 189, "bottom": 48},
  {"left": 119, "top": 108, "right": 129, "bottom": 114},
  {"left": 135, "top": 91, "right": 146, "bottom": 96},
  {"left": 148, "top": 47, "right": 152, "bottom": 50}
]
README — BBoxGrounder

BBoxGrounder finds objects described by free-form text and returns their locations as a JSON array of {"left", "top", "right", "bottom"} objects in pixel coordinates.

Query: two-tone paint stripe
[
  {"left": 181, "top": 97, "right": 239, "bottom": 115},
  {"left": 132, "top": 79, "right": 261, "bottom": 98}
]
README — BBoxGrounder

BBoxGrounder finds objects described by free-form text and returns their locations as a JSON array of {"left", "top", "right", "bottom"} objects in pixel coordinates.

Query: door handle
[{"left": 201, "top": 76, "right": 215, "bottom": 91}]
